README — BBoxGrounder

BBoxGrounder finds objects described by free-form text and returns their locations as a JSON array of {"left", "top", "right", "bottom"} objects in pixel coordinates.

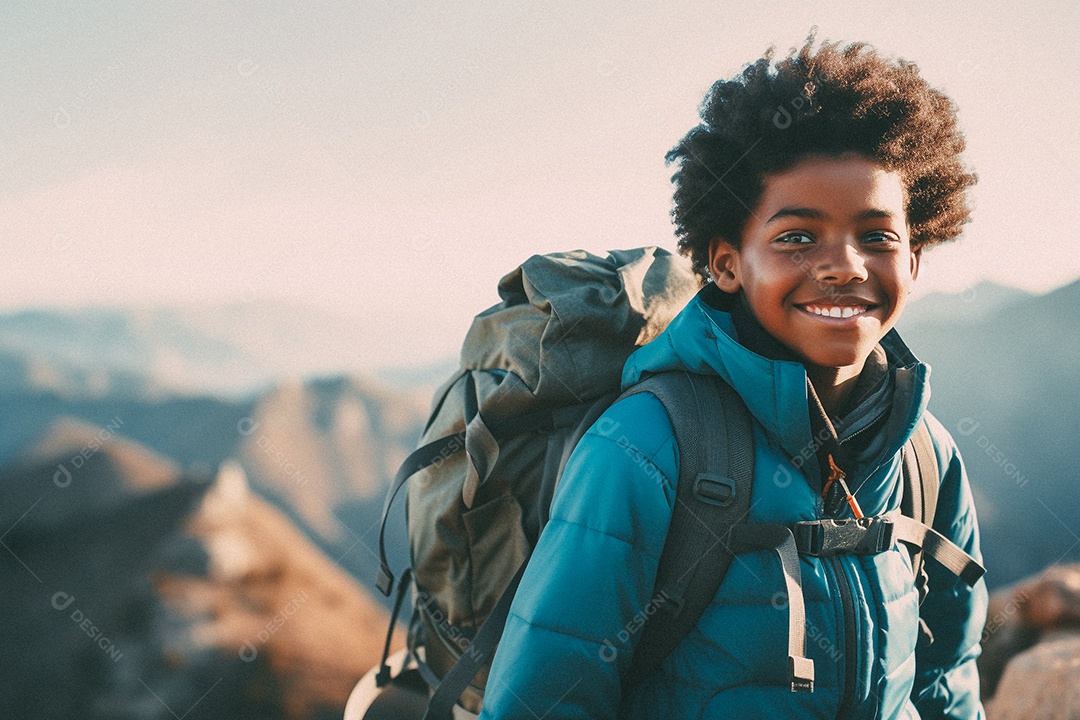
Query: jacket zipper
[
  {"left": 819, "top": 407, "right": 893, "bottom": 717},
  {"left": 826, "top": 555, "right": 857, "bottom": 720}
]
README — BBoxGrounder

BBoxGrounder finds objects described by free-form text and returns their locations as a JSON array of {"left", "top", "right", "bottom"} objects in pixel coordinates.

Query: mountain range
[
  {"left": 0, "top": 375, "right": 427, "bottom": 606},
  {"left": 0, "top": 426, "right": 396, "bottom": 719}
]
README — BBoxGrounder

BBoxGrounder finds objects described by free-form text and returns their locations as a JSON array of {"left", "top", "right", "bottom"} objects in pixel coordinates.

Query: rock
[
  {"left": 984, "top": 561, "right": 1080, "bottom": 703},
  {"left": 987, "top": 634, "right": 1080, "bottom": 720},
  {"left": 1021, "top": 565, "right": 1080, "bottom": 630}
]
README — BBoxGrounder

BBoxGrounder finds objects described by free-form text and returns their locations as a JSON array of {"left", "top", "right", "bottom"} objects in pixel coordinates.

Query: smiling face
[{"left": 708, "top": 153, "right": 920, "bottom": 382}]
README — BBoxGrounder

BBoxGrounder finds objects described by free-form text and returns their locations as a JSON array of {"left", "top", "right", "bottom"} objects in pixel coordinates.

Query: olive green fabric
[
  {"left": 461, "top": 247, "right": 701, "bottom": 408},
  {"left": 406, "top": 247, "right": 699, "bottom": 700}
]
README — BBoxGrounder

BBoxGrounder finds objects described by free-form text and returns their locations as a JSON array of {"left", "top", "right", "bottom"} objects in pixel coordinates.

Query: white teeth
[{"left": 804, "top": 305, "right": 867, "bottom": 318}]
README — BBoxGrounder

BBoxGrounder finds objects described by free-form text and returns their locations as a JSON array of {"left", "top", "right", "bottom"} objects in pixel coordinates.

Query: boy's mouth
[{"left": 797, "top": 303, "right": 875, "bottom": 319}]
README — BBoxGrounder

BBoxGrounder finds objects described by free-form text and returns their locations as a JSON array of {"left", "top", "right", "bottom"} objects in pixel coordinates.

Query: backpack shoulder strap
[
  {"left": 621, "top": 371, "right": 755, "bottom": 685},
  {"left": 901, "top": 419, "right": 940, "bottom": 605},
  {"left": 897, "top": 418, "right": 983, "bottom": 585},
  {"left": 901, "top": 419, "right": 940, "bottom": 528}
]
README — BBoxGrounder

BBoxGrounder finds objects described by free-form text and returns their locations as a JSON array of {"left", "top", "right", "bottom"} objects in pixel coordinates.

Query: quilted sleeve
[
  {"left": 911, "top": 414, "right": 990, "bottom": 719},
  {"left": 477, "top": 392, "right": 679, "bottom": 720}
]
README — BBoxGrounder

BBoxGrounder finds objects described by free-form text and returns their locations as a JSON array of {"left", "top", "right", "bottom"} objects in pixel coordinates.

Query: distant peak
[
  {"left": 18, "top": 416, "right": 179, "bottom": 488},
  {"left": 212, "top": 460, "right": 250, "bottom": 506}
]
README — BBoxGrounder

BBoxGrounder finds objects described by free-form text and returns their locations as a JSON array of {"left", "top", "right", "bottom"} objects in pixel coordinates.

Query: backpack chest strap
[
  {"left": 791, "top": 512, "right": 984, "bottom": 586},
  {"left": 793, "top": 516, "right": 896, "bottom": 557},
  {"left": 721, "top": 512, "right": 983, "bottom": 698}
]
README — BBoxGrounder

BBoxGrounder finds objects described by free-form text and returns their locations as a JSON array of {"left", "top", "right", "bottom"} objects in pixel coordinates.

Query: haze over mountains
[
  {"left": 0, "top": 278, "right": 1077, "bottom": 717},
  {"left": 0, "top": 299, "right": 455, "bottom": 399}
]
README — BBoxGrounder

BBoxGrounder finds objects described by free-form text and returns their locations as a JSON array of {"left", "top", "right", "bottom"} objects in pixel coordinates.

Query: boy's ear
[
  {"left": 708, "top": 237, "right": 741, "bottom": 293},
  {"left": 910, "top": 246, "right": 922, "bottom": 281}
]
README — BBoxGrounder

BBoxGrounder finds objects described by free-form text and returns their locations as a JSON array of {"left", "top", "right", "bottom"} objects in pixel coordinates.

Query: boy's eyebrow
[
  {"left": 766, "top": 207, "right": 826, "bottom": 223},
  {"left": 765, "top": 207, "right": 899, "bottom": 224}
]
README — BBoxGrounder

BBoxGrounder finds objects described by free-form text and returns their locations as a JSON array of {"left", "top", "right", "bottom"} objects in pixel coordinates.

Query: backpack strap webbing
[
  {"left": 901, "top": 420, "right": 939, "bottom": 527},
  {"left": 376, "top": 568, "right": 413, "bottom": 687},
  {"left": 622, "top": 372, "right": 813, "bottom": 692},
  {"left": 421, "top": 557, "right": 529, "bottom": 720},
  {"left": 901, "top": 420, "right": 940, "bottom": 605},
  {"left": 890, "top": 514, "right": 985, "bottom": 587},
  {"left": 377, "top": 431, "right": 466, "bottom": 597}
]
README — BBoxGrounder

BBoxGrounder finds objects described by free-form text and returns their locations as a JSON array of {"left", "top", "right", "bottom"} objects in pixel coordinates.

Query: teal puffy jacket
[{"left": 478, "top": 292, "right": 988, "bottom": 719}]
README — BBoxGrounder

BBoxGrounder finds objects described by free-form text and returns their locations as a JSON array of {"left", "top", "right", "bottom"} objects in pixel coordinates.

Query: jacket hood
[{"left": 622, "top": 285, "right": 932, "bottom": 487}]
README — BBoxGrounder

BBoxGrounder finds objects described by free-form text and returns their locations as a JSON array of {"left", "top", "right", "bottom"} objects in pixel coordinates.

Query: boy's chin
[{"left": 796, "top": 346, "right": 876, "bottom": 378}]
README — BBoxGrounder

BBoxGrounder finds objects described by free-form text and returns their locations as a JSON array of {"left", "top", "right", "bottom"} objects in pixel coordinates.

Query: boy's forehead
[{"left": 758, "top": 155, "right": 907, "bottom": 220}]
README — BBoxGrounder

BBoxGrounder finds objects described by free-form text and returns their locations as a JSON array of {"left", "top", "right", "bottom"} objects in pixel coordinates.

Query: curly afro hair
[{"left": 667, "top": 35, "right": 977, "bottom": 280}]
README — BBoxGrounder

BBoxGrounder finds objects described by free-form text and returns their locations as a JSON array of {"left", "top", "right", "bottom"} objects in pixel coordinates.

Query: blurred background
[{"left": 2, "top": 1, "right": 1078, "bottom": 718}]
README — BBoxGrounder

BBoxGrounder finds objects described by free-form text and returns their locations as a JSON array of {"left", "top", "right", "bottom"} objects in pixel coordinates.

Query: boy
[{"left": 478, "top": 38, "right": 988, "bottom": 719}]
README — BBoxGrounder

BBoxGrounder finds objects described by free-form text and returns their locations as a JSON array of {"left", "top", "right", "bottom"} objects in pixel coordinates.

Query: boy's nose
[{"left": 811, "top": 242, "right": 869, "bottom": 285}]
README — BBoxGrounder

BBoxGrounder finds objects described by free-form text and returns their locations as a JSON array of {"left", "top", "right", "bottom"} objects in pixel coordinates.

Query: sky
[{"left": 3, "top": 0, "right": 1078, "bottom": 367}]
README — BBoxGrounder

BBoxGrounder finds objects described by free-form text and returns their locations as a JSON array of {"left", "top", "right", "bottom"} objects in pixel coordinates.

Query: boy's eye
[
  {"left": 863, "top": 231, "right": 899, "bottom": 244},
  {"left": 775, "top": 232, "right": 813, "bottom": 245}
]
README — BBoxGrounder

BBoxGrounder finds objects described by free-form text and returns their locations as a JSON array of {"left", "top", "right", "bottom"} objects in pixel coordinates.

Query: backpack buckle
[
  {"left": 694, "top": 473, "right": 736, "bottom": 507},
  {"left": 792, "top": 516, "right": 896, "bottom": 557},
  {"left": 788, "top": 654, "right": 815, "bottom": 693}
]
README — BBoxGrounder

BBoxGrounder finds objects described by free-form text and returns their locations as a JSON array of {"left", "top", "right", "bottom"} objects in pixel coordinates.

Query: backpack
[{"left": 365, "top": 247, "right": 984, "bottom": 720}]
